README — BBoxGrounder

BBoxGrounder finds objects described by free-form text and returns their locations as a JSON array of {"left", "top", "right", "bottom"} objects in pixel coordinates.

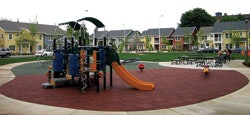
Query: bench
[
  {"left": 188, "top": 53, "right": 203, "bottom": 60},
  {"left": 196, "top": 60, "right": 205, "bottom": 67},
  {"left": 171, "top": 59, "right": 181, "bottom": 65}
]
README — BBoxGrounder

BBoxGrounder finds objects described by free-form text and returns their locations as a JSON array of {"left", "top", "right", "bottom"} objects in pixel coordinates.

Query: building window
[
  {"left": 38, "top": 45, "right": 42, "bottom": 51},
  {"left": 9, "top": 45, "right": 15, "bottom": 51},
  {"left": 175, "top": 37, "right": 181, "bottom": 41},
  {"left": 0, "top": 34, "right": 3, "bottom": 39},
  {"left": 225, "top": 33, "right": 229, "bottom": 38},
  {"left": 225, "top": 33, "right": 232, "bottom": 38},
  {"left": 48, "top": 35, "right": 53, "bottom": 41},
  {"left": 175, "top": 44, "right": 181, "bottom": 49},
  {"left": 230, "top": 44, "right": 232, "bottom": 49},
  {"left": 161, "top": 44, "right": 166, "bottom": 49},
  {"left": 214, "top": 34, "right": 221, "bottom": 41},
  {"left": 240, "top": 32, "right": 243, "bottom": 37},
  {"left": 119, "top": 38, "right": 123, "bottom": 42},
  {"left": 39, "top": 35, "right": 42, "bottom": 40},
  {"left": 9, "top": 34, "right": 13, "bottom": 39},
  {"left": 202, "top": 36, "right": 207, "bottom": 40},
  {"left": 16, "top": 33, "right": 20, "bottom": 37}
]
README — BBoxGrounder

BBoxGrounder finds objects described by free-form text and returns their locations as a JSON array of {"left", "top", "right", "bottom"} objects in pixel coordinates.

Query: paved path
[{"left": 0, "top": 60, "right": 250, "bottom": 115}]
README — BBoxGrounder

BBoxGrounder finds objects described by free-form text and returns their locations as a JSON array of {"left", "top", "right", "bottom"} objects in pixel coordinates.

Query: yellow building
[
  {"left": 0, "top": 20, "right": 64, "bottom": 54},
  {"left": 140, "top": 28, "right": 175, "bottom": 51},
  {"left": 211, "top": 21, "right": 250, "bottom": 50},
  {"left": 198, "top": 26, "right": 214, "bottom": 49}
]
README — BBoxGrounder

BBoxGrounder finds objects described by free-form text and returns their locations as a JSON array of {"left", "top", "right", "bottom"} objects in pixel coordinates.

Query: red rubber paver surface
[{"left": 0, "top": 68, "right": 248, "bottom": 111}]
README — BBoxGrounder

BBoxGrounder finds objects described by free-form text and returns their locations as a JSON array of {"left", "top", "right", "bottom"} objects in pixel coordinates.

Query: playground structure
[{"left": 42, "top": 17, "right": 155, "bottom": 92}]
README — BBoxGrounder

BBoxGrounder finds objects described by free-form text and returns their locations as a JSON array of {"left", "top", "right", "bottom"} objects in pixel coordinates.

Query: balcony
[
  {"left": 214, "top": 37, "right": 222, "bottom": 43},
  {"left": 154, "top": 40, "right": 160, "bottom": 44}
]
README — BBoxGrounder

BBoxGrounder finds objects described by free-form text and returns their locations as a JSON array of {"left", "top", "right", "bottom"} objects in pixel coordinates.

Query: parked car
[
  {"left": 35, "top": 49, "right": 53, "bottom": 57},
  {"left": 232, "top": 48, "right": 246, "bottom": 53},
  {"left": 5, "top": 48, "right": 13, "bottom": 56},
  {"left": 0, "top": 48, "right": 11, "bottom": 58},
  {"left": 197, "top": 48, "right": 219, "bottom": 53}
]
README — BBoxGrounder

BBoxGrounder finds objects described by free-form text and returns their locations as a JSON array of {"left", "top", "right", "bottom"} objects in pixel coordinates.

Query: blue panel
[
  {"left": 98, "top": 49, "right": 106, "bottom": 70},
  {"left": 53, "top": 53, "right": 64, "bottom": 71},
  {"left": 69, "top": 54, "right": 79, "bottom": 77}
]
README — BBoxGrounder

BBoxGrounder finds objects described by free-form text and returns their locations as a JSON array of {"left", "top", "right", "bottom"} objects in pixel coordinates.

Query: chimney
[{"left": 215, "top": 12, "right": 222, "bottom": 17}]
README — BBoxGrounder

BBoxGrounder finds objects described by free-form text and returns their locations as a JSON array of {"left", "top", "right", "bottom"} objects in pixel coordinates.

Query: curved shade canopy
[
  {"left": 59, "top": 21, "right": 82, "bottom": 30},
  {"left": 77, "top": 17, "right": 105, "bottom": 28}
]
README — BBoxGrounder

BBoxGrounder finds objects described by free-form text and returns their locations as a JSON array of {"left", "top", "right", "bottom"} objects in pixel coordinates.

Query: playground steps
[{"left": 42, "top": 77, "right": 71, "bottom": 88}]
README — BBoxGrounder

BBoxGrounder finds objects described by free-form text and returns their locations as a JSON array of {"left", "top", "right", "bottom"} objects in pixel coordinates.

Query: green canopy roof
[
  {"left": 58, "top": 21, "right": 82, "bottom": 30},
  {"left": 77, "top": 17, "right": 105, "bottom": 28}
]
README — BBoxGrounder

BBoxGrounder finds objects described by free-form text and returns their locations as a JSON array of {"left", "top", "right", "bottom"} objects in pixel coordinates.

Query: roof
[
  {"left": 172, "top": 27, "right": 197, "bottom": 36},
  {"left": 0, "top": 21, "right": 64, "bottom": 35},
  {"left": 211, "top": 21, "right": 250, "bottom": 33},
  {"left": 127, "top": 31, "right": 140, "bottom": 37},
  {"left": 108, "top": 29, "right": 133, "bottom": 37},
  {"left": 90, "top": 29, "right": 139, "bottom": 39},
  {"left": 90, "top": 30, "right": 108, "bottom": 39},
  {"left": 141, "top": 28, "right": 175, "bottom": 37},
  {"left": 199, "top": 26, "right": 213, "bottom": 35}
]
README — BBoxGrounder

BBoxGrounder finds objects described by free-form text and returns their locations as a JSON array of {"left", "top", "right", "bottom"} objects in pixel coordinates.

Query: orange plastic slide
[{"left": 111, "top": 62, "right": 155, "bottom": 91}]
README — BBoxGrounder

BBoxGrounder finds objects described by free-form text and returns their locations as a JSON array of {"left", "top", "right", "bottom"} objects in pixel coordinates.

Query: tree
[
  {"left": 161, "top": 36, "right": 168, "bottom": 51},
  {"left": 145, "top": 36, "right": 153, "bottom": 51},
  {"left": 220, "top": 13, "right": 245, "bottom": 22},
  {"left": 229, "top": 31, "right": 241, "bottom": 48},
  {"left": 179, "top": 8, "right": 216, "bottom": 29},
  {"left": 80, "top": 25, "right": 90, "bottom": 45},
  {"left": 118, "top": 40, "right": 124, "bottom": 53},
  {"left": 161, "top": 36, "right": 167, "bottom": 45},
  {"left": 197, "top": 29, "right": 205, "bottom": 48},
  {"left": 66, "top": 25, "right": 90, "bottom": 45},
  {"left": 15, "top": 20, "right": 38, "bottom": 54},
  {"left": 16, "top": 29, "right": 37, "bottom": 54},
  {"left": 28, "top": 22, "right": 38, "bottom": 52},
  {"left": 183, "top": 30, "right": 195, "bottom": 51},
  {"left": 0, "top": 18, "right": 12, "bottom": 21}
]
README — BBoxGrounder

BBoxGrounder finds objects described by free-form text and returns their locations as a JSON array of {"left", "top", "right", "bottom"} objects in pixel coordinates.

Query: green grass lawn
[
  {"left": 0, "top": 56, "right": 52, "bottom": 66},
  {"left": 0, "top": 52, "right": 245, "bottom": 66}
]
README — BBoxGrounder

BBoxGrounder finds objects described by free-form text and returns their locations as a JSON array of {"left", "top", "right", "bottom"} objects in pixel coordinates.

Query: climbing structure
[{"left": 42, "top": 17, "right": 154, "bottom": 93}]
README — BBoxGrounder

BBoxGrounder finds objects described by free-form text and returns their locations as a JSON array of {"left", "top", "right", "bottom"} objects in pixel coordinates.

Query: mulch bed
[{"left": 0, "top": 68, "right": 248, "bottom": 111}]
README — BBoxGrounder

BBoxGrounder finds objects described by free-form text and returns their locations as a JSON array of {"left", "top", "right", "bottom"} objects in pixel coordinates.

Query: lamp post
[
  {"left": 84, "top": 10, "right": 88, "bottom": 45},
  {"left": 135, "top": 32, "right": 138, "bottom": 53},
  {"left": 158, "top": 14, "right": 163, "bottom": 53},
  {"left": 245, "top": 16, "right": 249, "bottom": 62},
  {"left": 123, "top": 23, "right": 126, "bottom": 51}
]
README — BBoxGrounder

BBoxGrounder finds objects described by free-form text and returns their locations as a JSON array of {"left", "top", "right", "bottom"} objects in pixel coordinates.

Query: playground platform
[{"left": 0, "top": 60, "right": 250, "bottom": 115}]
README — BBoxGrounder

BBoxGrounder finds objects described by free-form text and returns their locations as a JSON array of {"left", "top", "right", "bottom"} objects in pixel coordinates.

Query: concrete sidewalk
[{"left": 0, "top": 60, "right": 249, "bottom": 115}]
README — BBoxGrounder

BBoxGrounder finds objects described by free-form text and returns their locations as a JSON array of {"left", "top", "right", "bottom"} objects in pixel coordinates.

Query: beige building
[{"left": 0, "top": 20, "right": 64, "bottom": 54}]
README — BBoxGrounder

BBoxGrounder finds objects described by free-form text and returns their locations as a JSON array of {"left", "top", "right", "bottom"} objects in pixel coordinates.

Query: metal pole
[
  {"left": 158, "top": 15, "right": 163, "bottom": 53},
  {"left": 245, "top": 17, "right": 249, "bottom": 62},
  {"left": 136, "top": 32, "right": 138, "bottom": 53},
  {"left": 123, "top": 23, "right": 125, "bottom": 51}
]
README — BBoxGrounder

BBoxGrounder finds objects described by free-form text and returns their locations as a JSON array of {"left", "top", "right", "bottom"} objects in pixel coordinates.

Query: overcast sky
[{"left": 1, "top": 0, "right": 249, "bottom": 33}]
